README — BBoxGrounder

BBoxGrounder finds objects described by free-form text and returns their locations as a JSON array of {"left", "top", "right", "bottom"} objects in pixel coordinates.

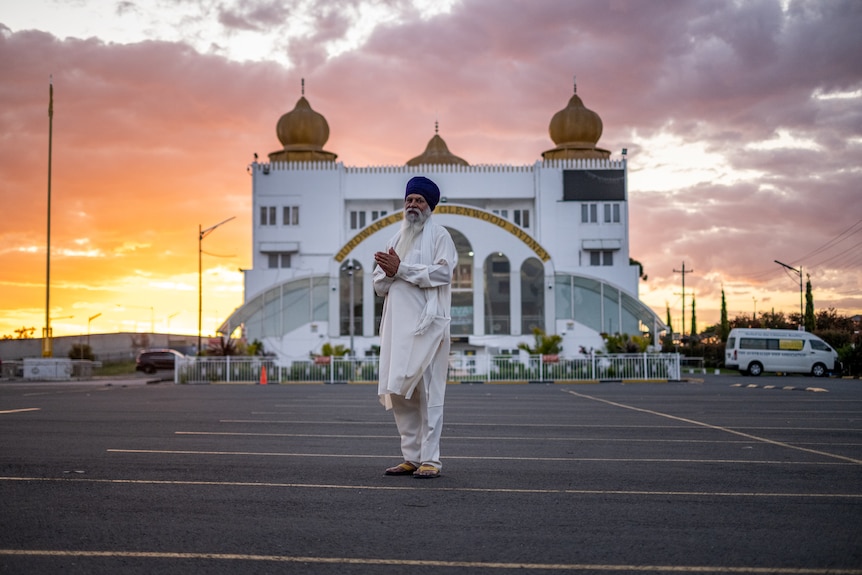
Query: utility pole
[{"left": 673, "top": 262, "right": 694, "bottom": 340}]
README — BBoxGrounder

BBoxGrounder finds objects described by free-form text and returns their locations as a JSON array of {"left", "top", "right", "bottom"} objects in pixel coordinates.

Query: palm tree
[
  {"left": 517, "top": 327, "right": 563, "bottom": 356},
  {"left": 317, "top": 342, "right": 350, "bottom": 357}
]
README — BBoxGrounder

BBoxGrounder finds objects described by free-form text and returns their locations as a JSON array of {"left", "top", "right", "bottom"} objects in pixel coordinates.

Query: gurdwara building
[{"left": 220, "top": 82, "right": 666, "bottom": 362}]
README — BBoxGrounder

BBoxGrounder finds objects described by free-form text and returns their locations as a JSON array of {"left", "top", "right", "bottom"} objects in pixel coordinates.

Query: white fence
[{"left": 175, "top": 354, "right": 680, "bottom": 384}]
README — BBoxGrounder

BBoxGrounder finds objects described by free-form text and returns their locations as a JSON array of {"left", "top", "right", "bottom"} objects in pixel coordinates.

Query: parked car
[{"left": 135, "top": 349, "right": 186, "bottom": 374}]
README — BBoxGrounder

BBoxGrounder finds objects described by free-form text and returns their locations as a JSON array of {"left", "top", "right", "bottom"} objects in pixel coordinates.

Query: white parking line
[
  {"left": 1, "top": 476, "right": 860, "bottom": 499},
  {"left": 563, "top": 390, "right": 862, "bottom": 465},
  {"left": 105, "top": 448, "right": 856, "bottom": 466},
  {"left": 1, "top": 549, "right": 860, "bottom": 573}
]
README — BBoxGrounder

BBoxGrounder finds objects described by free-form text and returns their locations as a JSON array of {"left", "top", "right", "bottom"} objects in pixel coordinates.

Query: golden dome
[
  {"left": 406, "top": 123, "right": 469, "bottom": 166},
  {"left": 542, "top": 80, "right": 610, "bottom": 160},
  {"left": 268, "top": 82, "right": 337, "bottom": 163}
]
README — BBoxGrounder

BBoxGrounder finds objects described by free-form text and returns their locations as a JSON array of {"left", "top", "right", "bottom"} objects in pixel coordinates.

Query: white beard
[{"left": 395, "top": 207, "right": 430, "bottom": 258}]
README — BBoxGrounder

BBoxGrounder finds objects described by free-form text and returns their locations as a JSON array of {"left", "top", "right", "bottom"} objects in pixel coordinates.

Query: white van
[{"left": 725, "top": 328, "right": 840, "bottom": 377}]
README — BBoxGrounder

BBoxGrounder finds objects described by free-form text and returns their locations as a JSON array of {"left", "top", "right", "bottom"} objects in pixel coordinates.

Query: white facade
[{"left": 220, "top": 88, "right": 665, "bottom": 362}]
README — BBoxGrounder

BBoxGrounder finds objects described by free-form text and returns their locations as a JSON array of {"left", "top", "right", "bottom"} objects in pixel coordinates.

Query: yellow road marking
[
  {"left": 0, "top": 549, "right": 859, "bottom": 573},
  {"left": 2, "top": 476, "right": 859, "bottom": 499},
  {"left": 563, "top": 390, "right": 862, "bottom": 465}
]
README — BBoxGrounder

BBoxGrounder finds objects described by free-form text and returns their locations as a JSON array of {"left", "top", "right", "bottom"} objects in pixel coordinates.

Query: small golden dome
[
  {"left": 406, "top": 123, "right": 469, "bottom": 166},
  {"left": 269, "top": 81, "right": 337, "bottom": 163},
  {"left": 542, "top": 79, "right": 610, "bottom": 160}
]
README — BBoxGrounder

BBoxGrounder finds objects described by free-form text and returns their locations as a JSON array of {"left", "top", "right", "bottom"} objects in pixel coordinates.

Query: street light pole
[
  {"left": 774, "top": 260, "right": 803, "bottom": 330},
  {"left": 199, "top": 216, "right": 236, "bottom": 354}
]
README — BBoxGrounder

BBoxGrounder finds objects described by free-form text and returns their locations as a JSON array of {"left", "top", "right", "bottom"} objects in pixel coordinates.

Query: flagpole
[{"left": 43, "top": 76, "right": 53, "bottom": 357}]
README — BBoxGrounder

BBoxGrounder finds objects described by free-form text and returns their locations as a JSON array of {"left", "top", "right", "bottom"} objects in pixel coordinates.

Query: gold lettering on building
[{"left": 334, "top": 205, "right": 550, "bottom": 262}]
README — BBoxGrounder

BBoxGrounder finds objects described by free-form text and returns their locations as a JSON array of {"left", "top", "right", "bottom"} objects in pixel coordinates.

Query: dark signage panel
[{"left": 563, "top": 170, "right": 626, "bottom": 201}]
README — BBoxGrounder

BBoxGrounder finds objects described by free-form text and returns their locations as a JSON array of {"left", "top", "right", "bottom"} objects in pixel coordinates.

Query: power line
[
  {"left": 795, "top": 218, "right": 862, "bottom": 265},
  {"left": 806, "top": 238, "right": 862, "bottom": 269},
  {"left": 740, "top": 219, "right": 862, "bottom": 281}
]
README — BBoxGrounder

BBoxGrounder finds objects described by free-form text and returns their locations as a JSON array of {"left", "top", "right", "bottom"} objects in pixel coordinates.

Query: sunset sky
[{"left": 1, "top": 0, "right": 860, "bottom": 342}]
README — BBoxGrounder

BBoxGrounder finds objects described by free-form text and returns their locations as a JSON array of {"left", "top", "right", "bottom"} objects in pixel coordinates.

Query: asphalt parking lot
[{"left": 1, "top": 374, "right": 860, "bottom": 574}]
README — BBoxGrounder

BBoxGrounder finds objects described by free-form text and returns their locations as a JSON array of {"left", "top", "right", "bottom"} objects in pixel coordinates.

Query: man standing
[{"left": 373, "top": 176, "right": 457, "bottom": 479}]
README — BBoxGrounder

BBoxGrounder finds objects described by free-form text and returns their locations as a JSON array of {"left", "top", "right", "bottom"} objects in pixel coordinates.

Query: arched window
[
  {"left": 447, "top": 228, "right": 473, "bottom": 335},
  {"left": 373, "top": 227, "right": 472, "bottom": 336},
  {"left": 340, "top": 259, "right": 363, "bottom": 336},
  {"left": 521, "top": 258, "right": 544, "bottom": 333},
  {"left": 484, "top": 253, "right": 510, "bottom": 334}
]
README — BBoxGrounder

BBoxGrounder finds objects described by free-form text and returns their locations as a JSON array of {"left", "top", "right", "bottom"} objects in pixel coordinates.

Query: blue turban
[{"left": 405, "top": 176, "right": 440, "bottom": 211}]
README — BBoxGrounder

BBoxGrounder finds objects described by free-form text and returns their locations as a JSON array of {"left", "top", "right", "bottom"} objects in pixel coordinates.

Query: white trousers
[{"left": 390, "top": 381, "right": 444, "bottom": 470}]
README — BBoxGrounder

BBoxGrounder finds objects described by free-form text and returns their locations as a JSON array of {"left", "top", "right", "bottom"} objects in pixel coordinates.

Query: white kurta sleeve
[
  {"left": 394, "top": 231, "right": 454, "bottom": 288},
  {"left": 373, "top": 264, "right": 395, "bottom": 297}
]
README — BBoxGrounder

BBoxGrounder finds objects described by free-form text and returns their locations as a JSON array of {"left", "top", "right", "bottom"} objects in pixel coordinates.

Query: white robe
[{"left": 373, "top": 220, "right": 457, "bottom": 409}]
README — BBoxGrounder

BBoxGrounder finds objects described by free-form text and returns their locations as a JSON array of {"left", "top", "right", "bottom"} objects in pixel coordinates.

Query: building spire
[
  {"left": 573, "top": 74, "right": 577, "bottom": 94},
  {"left": 435, "top": 119, "right": 439, "bottom": 134},
  {"left": 301, "top": 77, "right": 305, "bottom": 96}
]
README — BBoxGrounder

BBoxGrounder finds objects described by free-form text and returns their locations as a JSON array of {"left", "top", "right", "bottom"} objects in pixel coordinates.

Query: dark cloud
[{"left": 218, "top": 1, "right": 292, "bottom": 31}]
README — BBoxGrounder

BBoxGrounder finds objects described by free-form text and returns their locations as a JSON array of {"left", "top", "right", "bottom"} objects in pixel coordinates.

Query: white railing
[{"left": 175, "top": 354, "right": 680, "bottom": 384}]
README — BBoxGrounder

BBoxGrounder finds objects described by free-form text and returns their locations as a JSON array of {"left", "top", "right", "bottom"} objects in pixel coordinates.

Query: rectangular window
[
  {"left": 581, "top": 204, "right": 589, "bottom": 223},
  {"left": 590, "top": 204, "right": 597, "bottom": 223},
  {"left": 261, "top": 206, "right": 278, "bottom": 225},
  {"left": 563, "top": 169, "right": 625, "bottom": 201},
  {"left": 371, "top": 210, "right": 388, "bottom": 220},
  {"left": 613, "top": 203, "right": 620, "bottom": 223},
  {"left": 350, "top": 211, "right": 366, "bottom": 230},
  {"left": 604, "top": 204, "right": 611, "bottom": 223},
  {"left": 513, "top": 209, "right": 530, "bottom": 228},
  {"left": 283, "top": 206, "right": 299, "bottom": 225},
  {"left": 267, "top": 253, "right": 291, "bottom": 268},
  {"left": 589, "top": 251, "right": 614, "bottom": 266}
]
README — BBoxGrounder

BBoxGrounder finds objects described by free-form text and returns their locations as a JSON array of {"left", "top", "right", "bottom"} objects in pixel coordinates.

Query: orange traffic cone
[{"left": 260, "top": 365, "right": 268, "bottom": 385}]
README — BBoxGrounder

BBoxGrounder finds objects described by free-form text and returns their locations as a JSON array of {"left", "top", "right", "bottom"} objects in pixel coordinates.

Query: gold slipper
[
  {"left": 384, "top": 462, "right": 418, "bottom": 475},
  {"left": 412, "top": 464, "right": 441, "bottom": 479}
]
